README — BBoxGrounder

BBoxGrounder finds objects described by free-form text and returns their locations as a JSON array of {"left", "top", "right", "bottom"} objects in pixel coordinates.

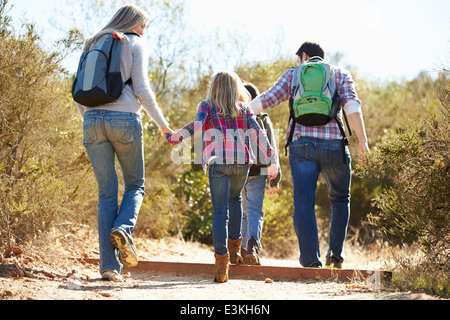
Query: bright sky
[{"left": 8, "top": 0, "right": 450, "bottom": 82}]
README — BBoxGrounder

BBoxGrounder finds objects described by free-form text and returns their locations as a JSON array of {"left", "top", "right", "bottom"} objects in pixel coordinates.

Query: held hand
[
  {"left": 161, "top": 126, "right": 174, "bottom": 146},
  {"left": 268, "top": 185, "right": 279, "bottom": 195},
  {"left": 267, "top": 163, "right": 278, "bottom": 180},
  {"left": 161, "top": 126, "right": 173, "bottom": 135}
]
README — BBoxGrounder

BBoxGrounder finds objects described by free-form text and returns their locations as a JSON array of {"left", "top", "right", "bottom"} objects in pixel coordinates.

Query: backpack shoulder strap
[
  {"left": 290, "top": 65, "right": 304, "bottom": 99},
  {"left": 116, "top": 32, "right": 140, "bottom": 86},
  {"left": 124, "top": 32, "right": 141, "bottom": 37},
  {"left": 285, "top": 68, "right": 299, "bottom": 155},
  {"left": 325, "top": 64, "right": 352, "bottom": 136},
  {"left": 322, "top": 64, "right": 334, "bottom": 92}
]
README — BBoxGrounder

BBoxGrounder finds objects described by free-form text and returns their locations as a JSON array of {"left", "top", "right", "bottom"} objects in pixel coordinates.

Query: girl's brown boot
[
  {"left": 228, "top": 237, "right": 244, "bottom": 265},
  {"left": 214, "top": 253, "right": 230, "bottom": 283}
]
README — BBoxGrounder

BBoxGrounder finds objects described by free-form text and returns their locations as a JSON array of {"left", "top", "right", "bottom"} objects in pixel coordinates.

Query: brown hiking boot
[
  {"left": 241, "top": 248, "right": 247, "bottom": 263},
  {"left": 244, "top": 237, "right": 261, "bottom": 265},
  {"left": 214, "top": 253, "right": 229, "bottom": 283},
  {"left": 228, "top": 237, "right": 244, "bottom": 265}
]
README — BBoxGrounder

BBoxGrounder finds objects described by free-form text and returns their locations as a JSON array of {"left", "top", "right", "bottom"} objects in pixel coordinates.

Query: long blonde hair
[
  {"left": 84, "top": 4, "right": 149, "bottom": 51},
  {"left": 206, "top": 71, "right": 251, "bottom": 118}
]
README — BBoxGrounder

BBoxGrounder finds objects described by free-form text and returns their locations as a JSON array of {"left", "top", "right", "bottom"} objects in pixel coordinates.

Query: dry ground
[{"left": 0, "top": 228, "right": 441, "bottom": 302}]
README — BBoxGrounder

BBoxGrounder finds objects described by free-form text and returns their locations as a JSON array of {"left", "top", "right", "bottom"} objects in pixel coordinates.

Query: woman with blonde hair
[
  {"left": 75, "top": 4, "right": 172, "bottom": 282},
  {"left": 166, "top": 71, "right": 278, "bottom": 282}
]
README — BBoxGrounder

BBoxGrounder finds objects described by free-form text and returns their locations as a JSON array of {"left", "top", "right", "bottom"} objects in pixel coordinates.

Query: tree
[{"left": 0, "top": 0, "right": 89, "bottom": 255}]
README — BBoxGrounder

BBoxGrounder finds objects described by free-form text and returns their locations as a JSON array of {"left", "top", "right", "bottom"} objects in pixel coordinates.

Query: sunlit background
[{"left": 9, "top": 0, "right": 450, "bottom": 81}]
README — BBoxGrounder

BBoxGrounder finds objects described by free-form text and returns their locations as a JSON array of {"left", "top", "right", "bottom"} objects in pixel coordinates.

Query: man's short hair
[{"left": 296, "top": 42, "right": 325, "bottom": 59}]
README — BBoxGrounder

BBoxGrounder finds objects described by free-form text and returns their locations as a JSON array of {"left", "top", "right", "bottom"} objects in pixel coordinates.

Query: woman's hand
[{"left": 161, "top": 126, "right": 173, "bottom": 135}]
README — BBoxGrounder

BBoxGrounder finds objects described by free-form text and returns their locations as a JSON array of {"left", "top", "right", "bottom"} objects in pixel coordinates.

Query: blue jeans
[
  {"left": 83, "top": 110, "right": 145, "bottom": 274},
  {"left": 242, "top": 175, "right": 267, "bottom": 249},
  {"left": 289, "top": 137, "right": 351, "bottom": 267},
  {"left": 208, "top": 164, "right": 250, "bottom": 256}
]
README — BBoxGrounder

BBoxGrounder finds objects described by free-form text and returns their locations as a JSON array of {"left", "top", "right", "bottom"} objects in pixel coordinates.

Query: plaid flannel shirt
[
  {"left": 250, "top": 65, "right": 361, "bottom": 142},
  {"left": 166, "top": 100, "right": 276, "bottom": 174}
]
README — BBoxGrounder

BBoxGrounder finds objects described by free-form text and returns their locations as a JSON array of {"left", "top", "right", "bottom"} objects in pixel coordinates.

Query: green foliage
[
  {"left": 393, "top": 261, "right": 449, "bottom": 298},
  {"left": 358, "top": 111, "right": 449, "bottom": 268},
  {"left": 261, "top": 188, "right": 296, "bottom": 258},
  {"left": 135, "top": 177, "right": 174, "bottom": 239},
  {"left": 354, "top": 73, "right": 450, "bottom": 296},
  {"left": 171, "top": 169, "right": 213, "bottom": 244}
]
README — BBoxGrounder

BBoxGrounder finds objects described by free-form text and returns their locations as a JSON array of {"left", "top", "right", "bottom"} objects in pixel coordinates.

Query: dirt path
[{"left": 0, "top": 236, "right": 440, "bottom": 302}]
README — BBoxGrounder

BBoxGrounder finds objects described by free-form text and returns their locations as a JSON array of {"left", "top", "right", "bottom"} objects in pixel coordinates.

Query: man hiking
[{"left": 249, "top": 41, "right": 369, "bottom": 269}]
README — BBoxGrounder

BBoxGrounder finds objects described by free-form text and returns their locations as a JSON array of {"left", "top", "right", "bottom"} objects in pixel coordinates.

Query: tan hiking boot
[
  {"left": 214, "top": 253, "right": 230, "bottom": 283},
  {"left": 227, "top": 237, "right": 244, "bottom": 265}
]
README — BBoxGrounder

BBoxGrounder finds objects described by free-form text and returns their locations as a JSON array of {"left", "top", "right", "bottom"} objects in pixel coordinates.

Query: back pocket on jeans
[
  {"left": 110, "top": 119, "right": 136, "bottom": 144},
  {"left": 83, "top": 119, "right": 98, "bottom": 144},
  {"left": 325, "top": 146, "right": 350, "bottom": 166},
  {"left": 289, "top": 143, "right": 309, "bottom": 163},
  {"left": 209, "top": 165, "right": 227, "bottom": 178}
]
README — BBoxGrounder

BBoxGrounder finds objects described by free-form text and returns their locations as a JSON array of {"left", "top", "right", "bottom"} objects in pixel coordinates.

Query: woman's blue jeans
[
  {"left": 289, "top": 137, "right": 351, "bottom": 267},
  {"left": 242, "top": 175, "right": 267, "bottom": 249},
  {"left": 208, "top": 164, "right": 250, "bottom": 256},
  {"left": 83, "top": 110, "right": 145, "bottom": 274}
]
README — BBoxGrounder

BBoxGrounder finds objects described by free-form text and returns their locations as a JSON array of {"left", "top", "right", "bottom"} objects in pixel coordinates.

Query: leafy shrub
[
  {"left": 171, "top": 169, "right": 213, "bottom": 244},
  {"left": 358, "top": 112, "right": 449, "bottom": 268},
  {"left": 260, "top": 187, "right": 297, "bottom": 258}
]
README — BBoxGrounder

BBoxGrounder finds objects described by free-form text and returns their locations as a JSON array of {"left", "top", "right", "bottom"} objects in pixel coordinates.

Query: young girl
[
  {"left": 76, "top": 5, "right": 172, "bottom": 282},
  {"left": 166, "top": 71, "right": 278, "bottom": 282}
]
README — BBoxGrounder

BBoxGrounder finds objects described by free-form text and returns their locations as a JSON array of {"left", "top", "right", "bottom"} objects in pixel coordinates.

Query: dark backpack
[
  {"left": 252, "top": 113, "right": 273, "bottom": 167},
  {"left": 72, "top": 32, "right": 138, "bottom": 107}
]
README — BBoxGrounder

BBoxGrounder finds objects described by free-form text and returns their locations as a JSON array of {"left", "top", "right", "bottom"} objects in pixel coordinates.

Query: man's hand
[{"left": 347, "top": 112, "right": 370, "bottom": 163}]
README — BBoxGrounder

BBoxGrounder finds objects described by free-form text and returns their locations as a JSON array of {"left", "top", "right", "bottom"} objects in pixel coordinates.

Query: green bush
[
  {"left": 260, "top": 187, "right": 297, "bottom": 258},
  {"left": 171, "top": 169, "right": 213, "bottom": 244},
  {"left": 358, "top": 111, "right": 449, "bottom": 267}
]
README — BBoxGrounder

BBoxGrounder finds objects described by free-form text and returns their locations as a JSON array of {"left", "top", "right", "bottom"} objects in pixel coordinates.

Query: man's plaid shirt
[{"left": 250, "top": 65, "right": 361, "bottom": 142}]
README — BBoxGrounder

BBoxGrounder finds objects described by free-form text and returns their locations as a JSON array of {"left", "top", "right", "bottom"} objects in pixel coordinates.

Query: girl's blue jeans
[
  {"left": 289, "top": 137, "right": 352, "bottom": 267},
  {"left": 83, "top": 110, "right": 145, "bottom": 274},
  {"left": 208, "top": 164, "right": 250, "bottom": 256}
]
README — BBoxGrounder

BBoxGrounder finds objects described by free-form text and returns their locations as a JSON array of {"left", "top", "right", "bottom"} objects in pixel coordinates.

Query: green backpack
[
  {"left": 291, "top": 57, "right": 338, "bottom": 126},
  {"left": 285, "top": 57, "right": 352, "bottom": 162}
]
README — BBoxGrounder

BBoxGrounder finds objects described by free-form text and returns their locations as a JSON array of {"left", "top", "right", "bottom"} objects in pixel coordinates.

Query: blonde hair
[
  {"left": 84, "top": 4, "right": 149, "bottom": 51},
  {"left": 206, "top": 71, "right": 251, "bottom": 118}
]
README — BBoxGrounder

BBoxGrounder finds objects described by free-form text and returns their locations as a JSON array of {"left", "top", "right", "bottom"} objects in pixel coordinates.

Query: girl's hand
[{"left": 267, "top": 163, "right": 278, "bottom": 180}]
